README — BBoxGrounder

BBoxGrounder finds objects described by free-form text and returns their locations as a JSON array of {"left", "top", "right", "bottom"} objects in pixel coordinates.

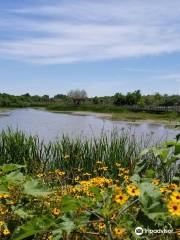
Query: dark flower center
[{"left": 173, "top": 206, "right": 177, "bottom": 211}]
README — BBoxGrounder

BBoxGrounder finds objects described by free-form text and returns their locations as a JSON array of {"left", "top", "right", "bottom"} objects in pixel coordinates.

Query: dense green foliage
[
  {"left": 0, "top": 93, "right": 52, "bottom": 108},
  {"left": 0, "top": 90, "right": 179, "bottom": 109}
]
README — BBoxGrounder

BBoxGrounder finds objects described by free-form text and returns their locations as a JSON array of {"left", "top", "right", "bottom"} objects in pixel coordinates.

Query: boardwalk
[{"left": 123, "top": 105, "right": 180, "bottom": 113}]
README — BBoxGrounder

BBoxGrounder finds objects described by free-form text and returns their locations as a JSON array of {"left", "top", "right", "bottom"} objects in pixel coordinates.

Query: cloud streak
[
  {"left": 1, "top": 0, "right": 180, "bottom": 64},
  {"left": 155, "top": 74, "right": 180, "bottom": 82}
]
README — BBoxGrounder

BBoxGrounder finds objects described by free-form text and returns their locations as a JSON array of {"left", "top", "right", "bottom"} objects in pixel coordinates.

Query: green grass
[
  {"left": 0, "top": 107, "right": 8, "bottom": 113},
  {"left": 112, "top": 111, "right": 180, "bottom": 122},
  {"left": 46, "top": 102, "right": 123, "bottom": 113}
]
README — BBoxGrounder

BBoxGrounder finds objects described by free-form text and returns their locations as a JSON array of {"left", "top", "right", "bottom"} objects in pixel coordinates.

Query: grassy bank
[
  {"left": 112, "top": 111, "right": 180, "bottom": 122},
  {"left": 0, "top": 108, "right": 8, "bottom": 113},
  {"left": 46, "top": 103, "right": 180, "bottom": 124}
]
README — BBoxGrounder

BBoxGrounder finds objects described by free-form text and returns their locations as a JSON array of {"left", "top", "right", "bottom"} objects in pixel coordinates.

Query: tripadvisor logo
[
  {"left": 135, "top": 227, "right": 174, "bottom": 236},
  {"left": 135, "top": 227, "right": 144, "bottom": 236}
]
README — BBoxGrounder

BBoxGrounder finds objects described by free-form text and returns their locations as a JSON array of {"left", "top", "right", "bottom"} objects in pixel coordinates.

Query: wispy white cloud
[
  {"left": 154, "top": 74, "right": 180, "bottom": 82},
  {"left": 1, "top": 0, "right": 180, "bottom": 64},
  {"left": 121, "top": 68, "right": 166, "bottom": 73}
]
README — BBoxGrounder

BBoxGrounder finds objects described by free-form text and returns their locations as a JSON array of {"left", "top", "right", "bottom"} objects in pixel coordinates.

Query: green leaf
[
  {"left": 145, "top": 169, "right": 155, "bottom": 178},
  {"left": 129, "top": 174, "right": 141, "bottom": 183},
  {"left": 14, "top": 208, "right": 34, "bottom": 219},
  {"left": 152, "top": 148, "right": 169, "bottom": 160},
  {"left": 175, "top": 142, "right": 180, "bottom": 155},
  {"left": 140, "top": 182, "right": 161, "bottom": 197},
  {"left": 12, "top": 216, "right": 54, "bottom": 240},
  {"left": 61, "top": 195, "right": 81, "bottom": 213},
  {"left": 0, "top": 181, "right": 9, "bottom": 194},
  {"left": 164, "top": 141, "right": 176, "bottom": 147},
  {"left": 23, "top": 179, "right": 53, "bottom": 197},
  {"left": 52, "top": 229, "right": 63, "bottom": 240},
  {"left": 58, "top": 216, "right": 75, "bottom": 234},
  {"left": 140, "top": 148, "right": 150, "bottom": 156},
  {"left": 89, "top": 186, "right": 102, "bottom": 201},
  {"left": 5, "top": 171, "right": 25, "bottom": 184},
  {"left": 175, "top": 153, "right": 180, "bottom": 159},
  {"left": 166, "top": 156, "right": 179, "bottom": 166},
  {"left": 138, "top": 182, "right": 167, "bottom": 221},
  {"left": 0, "top": 164, "right": 25, "bottom": 173}
]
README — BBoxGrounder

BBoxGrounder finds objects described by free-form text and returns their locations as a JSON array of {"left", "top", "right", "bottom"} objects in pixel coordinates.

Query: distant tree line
[
  {"left": 92, "top": 90, "right": 180, "bottom": 107},
  {"left": 112, "top": 90, "right": 180, "bottom": 106},
  {"left": 0, "top": 93, "right": 53, "bottom": 107},
  {"left": 0, "top": 90, "right": 179, "bottom": 108}
]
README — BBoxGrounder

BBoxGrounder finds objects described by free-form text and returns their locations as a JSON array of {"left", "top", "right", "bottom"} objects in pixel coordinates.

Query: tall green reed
[{"left": 0, "top": 128, "right": 148, "bottom": 176}]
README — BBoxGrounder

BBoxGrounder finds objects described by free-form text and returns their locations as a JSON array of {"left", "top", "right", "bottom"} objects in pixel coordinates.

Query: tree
[
  {"left": 42, "top": 95, "right": 49, "bottom": 102},
  {"left": 113, "top": 93, "right": 126, "bottom": 105},
  {"left": 126, "top": 90, "right": 142, "bottom": 105},
  {"left": 93, "top": 96, "right": 99, "bottom": 104},
  {"left": 54, "top": 94, "right": 67, "bottom": 100},
  {"left": 68, "top": 89, "right": 87, "bottom": 98},
  {"left": 67, "top": 89, "right": 87, "bottom": 105}
]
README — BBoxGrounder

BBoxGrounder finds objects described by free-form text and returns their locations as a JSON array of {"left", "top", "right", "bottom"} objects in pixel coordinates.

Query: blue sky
[{"left": 0, "top": 0, "right": 180, "bottom": 97}]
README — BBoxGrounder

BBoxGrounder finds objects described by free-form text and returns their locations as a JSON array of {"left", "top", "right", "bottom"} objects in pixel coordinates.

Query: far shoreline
[{"left": 49, "top": 109, "right": 180, "bottom": 128}]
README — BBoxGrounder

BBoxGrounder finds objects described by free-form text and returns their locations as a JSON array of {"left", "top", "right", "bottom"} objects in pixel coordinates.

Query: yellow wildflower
[
  {"left": 115, "top": 163, "right": 121, "bottom": 167},
  {"left": 98, "top": 222, "right": 105, "bottom": 230},
  {"left": 115, "top": 193, "right": 129, "bottom": 205},
  {"left": 75, "top": 176, "right": 80, "bottom": 181},
  {"left": 3, "top": 228, "right": 10, "bottom": 236},
  {"left": 98, "top": 166, "right": 108, "bottom": 171},
  {"left": 118, "top": 173, "right": 124, "bottom": 177},
  {"left": 114, "top": 186, "right": 123, "bottom": 194},
  {"left": 114, "top": 227, "right": 125, "bottom": 237},
  {"left": 0, "top": 221, "right": 5, "bottom": 227},
  {"left": 83, "top": 172, "right": 91, "bottom": 176},
  {"left": 0, "top": 193, "right": 10, "bottom": 199},
  {"left": 110, "top": 213, "right": 117, "bottom": 220},
  {"left": 64, "top": 154, "right": 70, "bottom": 160},
  {"left": 160, "top": 186, "right": 169, "bottom": 193},
  {"left": 124, "top": 175, "right": 129, "bottom": 182},
  {"left": 55, "top": 169, "right": 65, "bottom": 177},
  {"left": 167, "top": 183, "right": 178, "bottom": 191},
  {"left": 170, "top": 191, "right": 180, "bottom": 203},
  {"left": 37, "top": 173, "right": 44, "bottom": 177},
  {"left": 167, "top": 200, "right": 180, "bottom": 217},
  {"left": 52, "top": 208, "right": 61, "bottom": 217},
  {"left": 152, "top": 179, "right": 160, "bottom": 186},
  {"left": 47, "top": 234, "right": 53, "bottom": 240},
  {"left": 119, "top": 167, "right": 125, "bottom": 172},
  {"left": 96, "top": 161, "right": 103, "bottom": 164},
  {"left": 124, "top": 169, "right": 129, "bottom": 174},
  {"left": 127, "top": 184, "right": 140, "bottom": 196}
]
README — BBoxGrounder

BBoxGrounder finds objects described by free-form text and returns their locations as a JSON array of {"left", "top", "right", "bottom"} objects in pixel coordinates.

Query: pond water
[{"left": 0, "top": 108, "right": 179, "bottom": 142}]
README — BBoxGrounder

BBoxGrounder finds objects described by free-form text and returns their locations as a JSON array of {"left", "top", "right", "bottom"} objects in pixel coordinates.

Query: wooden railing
[{"left": 122, "top": 105, "right": 180, "bottom": 113}]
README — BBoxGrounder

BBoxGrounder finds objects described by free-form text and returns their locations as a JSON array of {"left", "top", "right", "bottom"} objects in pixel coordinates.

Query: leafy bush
[
  {"left": 0, "top": 159, "right": 179, "bottom": 239},
  {"left": 0, "top": 131, "right": 179, "bottom": 239}
]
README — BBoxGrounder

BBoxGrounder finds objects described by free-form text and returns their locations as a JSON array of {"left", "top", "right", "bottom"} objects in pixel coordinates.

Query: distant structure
[{"left": 67, "top": 89, "right": 87, "bottom": 105}]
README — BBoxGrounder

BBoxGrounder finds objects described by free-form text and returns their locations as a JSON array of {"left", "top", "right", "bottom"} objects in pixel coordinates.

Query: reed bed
[{"left": 0, "top": 128, "right": 149, "bottom": 177}]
